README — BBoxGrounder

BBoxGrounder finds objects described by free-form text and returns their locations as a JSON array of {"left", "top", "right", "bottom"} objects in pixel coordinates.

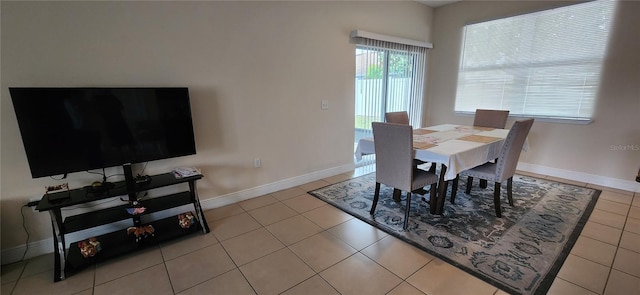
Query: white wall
[
  {"left": 426, "top": 0, "right": 640, "bottom": 191},
  {"left": 0, "top": 1, "right": 434, "bottom": 261}
]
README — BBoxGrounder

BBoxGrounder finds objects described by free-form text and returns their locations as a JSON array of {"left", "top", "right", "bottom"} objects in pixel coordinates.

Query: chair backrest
[
  {"left": 385, "top": 111, "right": 410, "bottom": 125},
  {"left": 372, "top": 122, "right": 414, "bottom": 191},
  {"left": 495, "top": 119, "right": 534, "bottom": 182},
  {"left": 473, "top": 109, "right": 510, "bottom": 129}
]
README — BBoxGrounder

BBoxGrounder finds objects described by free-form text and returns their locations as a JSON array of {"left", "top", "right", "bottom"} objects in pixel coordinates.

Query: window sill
[{"left": 455, "top": 111, "right": 593, "bottom": 125}]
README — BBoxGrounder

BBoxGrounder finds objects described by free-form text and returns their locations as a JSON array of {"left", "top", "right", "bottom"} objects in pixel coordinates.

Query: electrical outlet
[
  {"left": 321, "top": 100, "right": 329, "bottom": 110},
  {"left": 254, "top": 158, "right": 261, "bottom": 168}
]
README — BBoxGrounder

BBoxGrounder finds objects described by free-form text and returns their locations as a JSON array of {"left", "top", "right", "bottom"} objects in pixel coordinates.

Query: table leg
[
  {"left": 436, "top": 165, "right": 448, "bottom": 215},
  {"left": 189, "top": 181, "right": 210, "bottom": 234},
  {"left": 49, "top": 209, "right": 66, "bottom": 281}
]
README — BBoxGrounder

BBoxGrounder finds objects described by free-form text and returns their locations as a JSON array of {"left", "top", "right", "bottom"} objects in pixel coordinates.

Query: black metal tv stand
[{"left": 35, "top": 171, "right": 210, "bottom": 282}]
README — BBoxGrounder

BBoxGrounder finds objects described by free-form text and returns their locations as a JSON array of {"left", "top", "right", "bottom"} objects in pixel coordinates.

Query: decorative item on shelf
[
  {"left": 178, "top": 212, "right": 196, "bottom": 229},
  {"left": 127, "top": 225, "right": 155, "bottom": 243},
  {"left": 126, "top": 207, "right": 146, "bottom": 215},
  {"left": 78, "top": 238, "right": 101, "bottom": 258},
  {"left": 45, "top": 183, "right": 69, "bottom": 194},
  {"left": 172, "top": 167, "right": 201, "bottom": 179}
]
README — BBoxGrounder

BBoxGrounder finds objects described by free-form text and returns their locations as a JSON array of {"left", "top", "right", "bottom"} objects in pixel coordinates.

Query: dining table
[{"left": 355, "top": 124, "right": 510, "bottom": 215}]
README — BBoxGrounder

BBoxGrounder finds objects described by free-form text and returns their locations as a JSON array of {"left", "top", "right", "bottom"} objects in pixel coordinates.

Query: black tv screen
[{"left": 9, "top": 87, "right": 197, "bottom": 178}]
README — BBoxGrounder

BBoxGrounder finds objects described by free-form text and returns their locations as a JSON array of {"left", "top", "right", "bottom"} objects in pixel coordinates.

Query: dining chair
[
  {"left": 473, "top": 109, "right": 510, "bottom": 129},
  {"left": 472, "top": 109, "right": 510, "bottom": 189},
  {"left": 451, "top": 118, "right": 534, "bottom": 217},
  {"left": 385, "top": 111, "right": 410, "bottom": 125},
  {"left": 384, "top": 111, "right": 435, "bottom": 198},
  {"left": 371, "top": 122, "right": 438, "bottom": 229}
]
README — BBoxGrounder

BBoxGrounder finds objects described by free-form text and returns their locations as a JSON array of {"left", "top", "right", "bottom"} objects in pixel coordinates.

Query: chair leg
[
  {"left": 404, "top": 192, "right": 412, "bottom": 230},
  {"left": 450, "top": 176, "right": 459, "bottom": 204},
  {"left": 393, "top": 188, "right": 401, "bottom": 202},
  {"left": 429, "top": 181, "right": 437, "bottom": 208},
  {"left": 465, "top": 176, "right": 473, "bottom": 194},
  {"left": 479, "top": 179, "right": 488, "bottom": 189},
  {"left": 494, "top": 182, "right": 502, "bottom": 218},
  {"left": 429, "top": 162, "right": 436, "bottom": 173},
  {"left": 370, "top": 182, "right": 381, "bottom": 215},
  {"left": 507, "top": 177, "right": 514, "bottom": 206}
]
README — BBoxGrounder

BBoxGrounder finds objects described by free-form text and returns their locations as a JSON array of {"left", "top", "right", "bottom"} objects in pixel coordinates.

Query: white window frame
[{"left": 454, "top": 0, "right": 616, "bottom": 124}]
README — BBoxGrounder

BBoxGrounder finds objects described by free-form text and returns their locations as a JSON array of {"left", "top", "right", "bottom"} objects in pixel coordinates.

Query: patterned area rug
[{"left": 308, "top": 173, "right": 600, "bottom": 295}]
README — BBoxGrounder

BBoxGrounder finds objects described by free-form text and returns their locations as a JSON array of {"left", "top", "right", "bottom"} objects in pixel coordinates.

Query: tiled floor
[{"left": 2, "top": 168, "right": 639, "bottom": 294}]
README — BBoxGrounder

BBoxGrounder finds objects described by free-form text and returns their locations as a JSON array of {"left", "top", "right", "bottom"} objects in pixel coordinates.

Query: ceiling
[{"left": 416, "top": 0, "right": 461, "bottom": 8}]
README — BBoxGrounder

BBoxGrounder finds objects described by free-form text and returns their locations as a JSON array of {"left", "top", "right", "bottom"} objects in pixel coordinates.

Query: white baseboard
[
  {"left": 517, "top": 162, "right": 640, "bottom": 193},
  {"left": 1, "top": 163, "right": 355, "bottom": 265}
]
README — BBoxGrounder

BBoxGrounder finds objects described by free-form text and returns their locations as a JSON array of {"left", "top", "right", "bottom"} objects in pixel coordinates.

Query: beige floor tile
[
  {"left": 589, "top": 209, "right": 627, "bottom": 229},
  {"left": 248, "top": 202, "right": 298, "bottom": 226},
  {"left": 204, "top": 203, "right": 245, "bottom": 222},
  {"left": 178, "top": 269, "right": 256, "bottom": 295},
  {"left": 1, "top": 261, "right": 25, "bottom": 283},
  {"left": 320, "top": 252, "right": 402, "bottom": 295},
  {"left": 95, "top": 247, "right": 163, "bottom": 285},
  {"left": 289, "top": 232, "right": 357, "bottom": 272},
  {"left": 283, "top": 193, "right": 327, "bottom": 213},
  {"left": 581, "top": 221, "right": 622, "bottom": 246},
  {"left": 595, "top": 199, "right": 631, "bottom": 216},
  {"left": 21, "top": 253, "right": 53, "bottom": 278},
  {"left": 94, "top": 264, "right": 172, "bottom": 295},
  {"left": 612, "top": 248, "right": 640, "bottom": 277},
  {"left": 604, "top": 269, "right": 640, "bottom": 295},
  {"left": 238, "top": 195, "right": 279, "bottom": 211},
  {"left": 73, "top": 288, "right": 94, "bottom": 295},
  {"left": 239, "top": 248, "right": 315, "bottom": 295},
  {"left": 165, "top": 243, "right": 236, "bottom": 293},
  {"left": 361, "top": 235, "right": 434, "bottom": 279},
  {"left": 629, "top": 206, "right": 640, "bottom": 219},
  {"left": 632, "top": 195, "right": 640, "bottom": 207},
  {"left": 626, "top": 217, "right": 640, "bottom": 234},
  {"left": 221, "top": 228, "right": 285, "bottom": 266},
  {"left": 586, "top": 184, "right": 634, "bottom": 196},
  {"left": 547, "top": 278, "right": 598, "bottom": 295},
  {"left": 571, "top": 236, "right": 617, "bottom": 267},
  {"left": 599, "top": 190, "right": 634, "bottom": 205},
  {"left": 210, "top": 212, "right": 262, "bottom": 241},
  {"left": 406, "top": 259, "right": 497, "bottom": 295},
  {"left": 545, "top": 176, "right": 587, "bottom": 187},
  {"left": 619, "top": 230, "right": 640, "bottom": 253},
  {"left": 1, "top": 282, "right": 16, "bottom": 295},
  {"left": 11, "top": 268, "right": 94, "bottom": 295},
  {"left": 327, "top": 218, "right": 387, "bottom": 250},
  {"left": 387, "top": 282, "right": 426, "bottom": 295},
  {"left": 270, "top": 187, "right": 307, "bottom": 201},
  {"left": 266, "top": 215, "right": 323, "bottom": 245},
  {"left": 557, "top": 254, "right": 610, "bottom": 294},
  {"left": 280, "top": 275, "right": 339, "bottom": 295},
  {"left": 298, "top": 180, "right": 331, "bottom": 192},
  {"left": 160, "top": 231, "right": 219, "bottom": 261},
  {"left": 303, "top": 204, "right": 353, "bottom": 229}
]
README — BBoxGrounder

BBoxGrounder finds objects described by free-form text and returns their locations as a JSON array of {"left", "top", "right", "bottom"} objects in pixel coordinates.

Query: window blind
[{"left": 455, "top": 0, "right": 616, "bottom": 121}]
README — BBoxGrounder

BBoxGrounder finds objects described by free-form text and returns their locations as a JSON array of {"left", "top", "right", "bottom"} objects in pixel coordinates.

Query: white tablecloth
[{"left": 355, "top": 124, "right": 509, "bottom": 181}]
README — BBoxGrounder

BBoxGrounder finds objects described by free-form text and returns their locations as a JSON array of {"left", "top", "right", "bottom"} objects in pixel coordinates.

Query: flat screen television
[{"left": 9, "top": 87, "right": 197, "bottom": 178}]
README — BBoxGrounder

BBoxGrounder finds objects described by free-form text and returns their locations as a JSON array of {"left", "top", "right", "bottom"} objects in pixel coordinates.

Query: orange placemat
[
  {"left": 414, "top": 142, "right": 436, "bottom": 149},
  {"left": 413, "top": 129, "right": 437, "bottom": 135},
  {"left": 459, "top": 135, "right": 502, "bottom": 143}
]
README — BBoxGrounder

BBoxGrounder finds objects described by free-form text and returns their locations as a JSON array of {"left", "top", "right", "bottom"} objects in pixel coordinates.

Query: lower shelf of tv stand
[{"left": 64, "top": 214, "right": 201, "bottom": 277}]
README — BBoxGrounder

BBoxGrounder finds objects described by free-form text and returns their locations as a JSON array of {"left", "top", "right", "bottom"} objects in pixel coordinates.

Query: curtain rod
[{"left": 350, "top": 29, "right": 433, "bottom": 49}]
